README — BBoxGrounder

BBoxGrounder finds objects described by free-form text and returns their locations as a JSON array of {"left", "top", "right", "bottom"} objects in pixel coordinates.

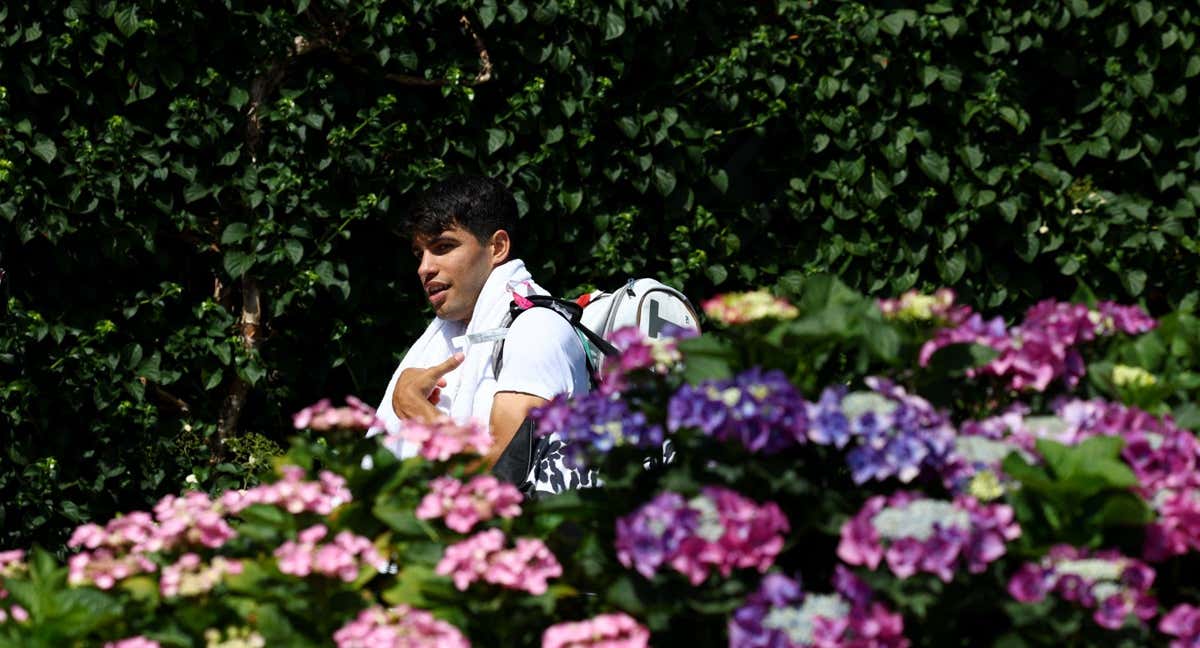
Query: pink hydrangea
[
  {"left": 597, "top": 325, "right": 687, "bottom": 394},
  {"left": 1007, "top": 545, "right": 1157, "bottom": 630},
  {"left": 1160, "top": 604, "right": 1200, "bottom": 648},
  {"left": 416, "top": 475, "right": 523, "bottom": 533},
  {"left": 877, "top": 288, "right": 970, "bottom": 326},
  {"left": 670, "top": 487, "right": 790, "bottom": 585},
  {"left": 615, "top": 487, "right": 789, "bottom": 585},
  {"left": 104, "top": 637, "right": 161, "bottom": 648},
  {"left": 837, "top": 492, "right": 1020, "bottom": 582},
  {"left": 159, "top": 553, "right": 242, "bottom": 597},
  {"left": 702, "top": 290, "right": 798, "bottom": 325},
  {"left": 919, "top": 299, "right": 1155, "bottom": 393},
  {"left": 0, "top": 550, "right": 25, "bottom": 577},
  {"left": 67, "top": 548, "right": 156, "bottom": 590},
  {"left": 68, "top": 512, "right": 158, "bottom": 553},
  {"left": 0, "top": 603, "right": 29, "bottom": 624},
  {"left": 333, "top": 604, "right": 470, "bottom": 648},
  {"left": 385, "top": 418, "right": 492, "bottom": 461},
  {"left": 435, "top": 529, "right": 562, "bottom": 595},
  {"left": 542, "top": 612, "right": 650, "bottom": 648},
  {"left": 274, "top": 525, "right": 387, "bottom": 582},
  {"left": 293, "top": 396, "right": 380, "bottom": 431},
  {"left": 153, "top": 492, "right": 236, "bottom": 550},
  {"left": 221, "top": 465, "right": 353, "bottom": 516}
]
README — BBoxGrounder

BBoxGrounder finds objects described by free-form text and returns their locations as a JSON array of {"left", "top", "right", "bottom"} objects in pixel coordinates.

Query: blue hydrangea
[
  {"left": 531, "top": 391, "right": 664, "bottom": 467},
  {"left": 667, "top": 368, "right": 808, "bottom": 453}
]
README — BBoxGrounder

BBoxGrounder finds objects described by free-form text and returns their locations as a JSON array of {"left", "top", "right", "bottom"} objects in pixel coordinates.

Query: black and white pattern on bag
[{"left": 525, "top": 432, "right": 597, "bottom": 496}]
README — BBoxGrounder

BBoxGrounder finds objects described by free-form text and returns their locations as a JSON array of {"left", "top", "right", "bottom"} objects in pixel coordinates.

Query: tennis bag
[{"left": 490, "top": 278, "right": 701, "bottom": 494}]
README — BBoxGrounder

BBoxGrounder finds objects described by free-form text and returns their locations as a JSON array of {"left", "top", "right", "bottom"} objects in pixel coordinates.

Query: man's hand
[{"left": 391, "top": 352, "right": 464, "bottom": 422}]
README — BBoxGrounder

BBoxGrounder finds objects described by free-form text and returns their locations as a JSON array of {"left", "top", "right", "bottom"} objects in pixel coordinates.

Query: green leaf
[
  {"left": 1121, "top": 268, "right": 1147, "bottom": 296},
  {"left": 559, "top": 188, "right": 583, "bottom": 213},
  {"left": 284, "top": 239, "right": 303, "bottom": 264},
  {"left": 705, "top": 263, "right": 728, "bottom": 285},
  {"left": 616, "top": 116, "right": 640, "bottom": 139},
  {"left": 917, "top": 151, "right": 950, "bottom": 184},
  {"left": 941, "top": 16, "right": 962, "bottom": 37},
  {"left": 32, "top": 137, "right": 57, "bottom": 163},
  {"left": 478, "top": 1, "right": 498, "bottom": 28},
  {"left": 936, "top": 252, "right": 966, "bottom": 283},
  {"left": 221, "top": 222, "right": 250, "bottom": 244},
  {"left": 880, "top": 10, "right": 915, "bottom": 36},
  {"left": 1130, "top": 72, "right": 1154, "bottom": 97},
  {"left": 228, "top": 87, "right": 249, "bottom": 109},
  {"left": 653, "top": 167, "right": 677, "bottom": 196},
  {"left": 506, "top": 1, "right": 528, "bottom": 23},
  {"left": 678, "top": 334, "right": 735, "bottom": 383},
  {"left": 924, "top": 342, "right": 1000, "bottom": 376},
  {"left": 765, "top": 75, "right": 786, "bottom": 96},
  {"left": 485, "top": 128, "right": 507, "bottom": 155},
  {"left": 223, "top": 251, "right": 255, "bottom": 278},
  {"left": 710, "top": 169, "right": 729, "bottom": 193},
  {"left": 114, "top": 6, "right": 139, "bottom": 37},
  {"left": 603, "top": 10, "right": 626, "bottom": 40},
  {"left": 1102, "top": 111, "right": 1132, "bottom": 141},
  {"left": 1131, "top": 1, "right": 1153, "bottom": 26},
  {"left": 183, "top": 183, "right": 208, "bottom": 203}
]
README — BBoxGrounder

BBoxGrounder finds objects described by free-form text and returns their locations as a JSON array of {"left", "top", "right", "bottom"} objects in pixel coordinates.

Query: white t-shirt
[{"left": 494, "top": 307, "right": 591, "bottom": 401}]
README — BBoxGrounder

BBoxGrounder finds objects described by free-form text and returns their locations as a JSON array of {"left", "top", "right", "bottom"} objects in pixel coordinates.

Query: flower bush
[{"left": 0, "top": 274, "right": 1197, "bottom": 647}]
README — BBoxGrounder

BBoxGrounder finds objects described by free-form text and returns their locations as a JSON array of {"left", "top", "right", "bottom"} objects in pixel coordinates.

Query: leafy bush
[
  {"left": 2, "top": 279, "right": 1199, "bottom": 646},
  {"left": 2, "top": 0, "right": 1198, "bottom": 552}
]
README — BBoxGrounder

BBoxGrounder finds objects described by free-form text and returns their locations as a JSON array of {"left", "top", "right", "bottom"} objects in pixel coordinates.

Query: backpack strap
[{"left": 491, "top": 295, "right": 618, "bottom": 384}]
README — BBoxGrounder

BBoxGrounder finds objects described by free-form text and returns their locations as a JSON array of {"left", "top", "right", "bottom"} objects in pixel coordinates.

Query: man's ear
[{"left": 490, "top": 229, "right": 511, "bottom": 265}]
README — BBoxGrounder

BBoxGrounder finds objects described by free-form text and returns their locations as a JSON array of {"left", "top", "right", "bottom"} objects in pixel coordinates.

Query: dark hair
[{"left": 402, "top": 175, "right": 517, "bottom": 252}]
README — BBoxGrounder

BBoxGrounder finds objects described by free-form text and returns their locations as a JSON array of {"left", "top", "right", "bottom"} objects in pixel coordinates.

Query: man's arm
[
  {"left": 482, "top": 307, "right": 588, "bottom": 470},
  {"left": 483, "top": 391, "right": 548, "bottom": 469}
]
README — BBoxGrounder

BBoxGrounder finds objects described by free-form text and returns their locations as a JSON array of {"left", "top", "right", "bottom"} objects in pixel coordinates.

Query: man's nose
[{"left": 417, "top": 250, "right": 436, "bottom": 283}]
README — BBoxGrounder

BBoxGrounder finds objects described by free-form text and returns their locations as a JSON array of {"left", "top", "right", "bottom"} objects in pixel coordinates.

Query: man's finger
[
  {"left": 431, "top": 352, "right": 465, "bottom": 377},
  {"left": 428, "top": 387, "right": 441, "bottom": 405}
]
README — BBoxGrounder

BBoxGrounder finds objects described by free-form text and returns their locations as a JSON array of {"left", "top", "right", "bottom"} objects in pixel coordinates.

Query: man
[{"left": 369, "top": 175, "right": 591, "bottom": 474}]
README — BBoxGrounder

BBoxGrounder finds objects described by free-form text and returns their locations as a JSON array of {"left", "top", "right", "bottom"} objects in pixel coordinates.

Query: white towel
[{"left": 367, "top": 259, "right": 545, "bottom": 457}]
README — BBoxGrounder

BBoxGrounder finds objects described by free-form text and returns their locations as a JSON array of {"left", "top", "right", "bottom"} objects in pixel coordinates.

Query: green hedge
[{"left": 1, "top": 0, "right": 1198, "bottom": 549}]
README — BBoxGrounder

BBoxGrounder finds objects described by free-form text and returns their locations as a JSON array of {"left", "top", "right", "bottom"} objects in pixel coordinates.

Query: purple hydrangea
[
  {"left": 1007, "top": 545, "right": 1157, "bottom": 630},
  {"left": 919, "top": 299, "right": 1156, "bottom": 392},
  {"left": 668, "top": 368, "right": 809, "bottom": 454},
  {"left": 837, "top": 492, "right": 1020, "bottom": 582},
  {"left": 939, "top": 407, "right": 1032, "bottom": 497},
  {"left": 728, "top": 568, "right": 908, "bottom": 648},
  {"left": 1160, "top": 604, "right": 1200, "bottom": 648},
  {"left": 613, "top": 492, "right": 698, "bottom": 580},
  {"left": 598, "top": 325, "right": 688, "bottom": 395},
  {"left": 531, "top": 391, "right": 664, "bottom": 468},
  {"left": 839, "top": 378, "right": 957, "bottom": 485},
  {"left": 615, "top": 487, "right": 789, "bottom": 585}
]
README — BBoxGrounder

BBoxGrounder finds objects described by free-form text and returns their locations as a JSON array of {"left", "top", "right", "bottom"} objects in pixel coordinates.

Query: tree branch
[
  {"left": 367, "top": 15, "right": 494, "bottom": 87},
  {"left": 137, "top": 377, "right": 192, "bottom": 415},
  {"left": 245, "top": 34, "right": 335, "bottom": 161},
  {"left": 214, "top": 277, "right": 262, "bottom": 461}
]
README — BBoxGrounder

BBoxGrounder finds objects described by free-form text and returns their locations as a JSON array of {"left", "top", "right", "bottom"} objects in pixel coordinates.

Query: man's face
[{"left": 412, "top": 225, "right": 498, "bottom": 323}]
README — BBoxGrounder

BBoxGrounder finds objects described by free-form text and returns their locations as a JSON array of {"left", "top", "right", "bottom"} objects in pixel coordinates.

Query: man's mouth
[{"left": 426, "top": 284, "right": 449, "bottom": 305}]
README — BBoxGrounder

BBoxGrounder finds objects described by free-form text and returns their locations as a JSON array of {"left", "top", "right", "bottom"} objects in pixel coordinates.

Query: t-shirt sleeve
[{"left": 494, "top": 307, "right": 588, "bottom": 400}]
